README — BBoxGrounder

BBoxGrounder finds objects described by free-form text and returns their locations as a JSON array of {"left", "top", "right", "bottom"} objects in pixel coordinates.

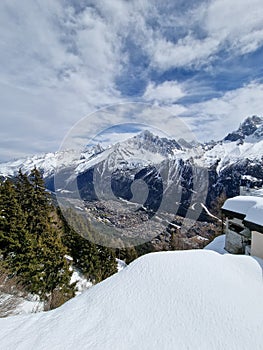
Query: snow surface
[
  {"left": 222, "top": 196, "right": 263, "bottom": 226},
  {"left": 204, "top": 235, "right": 228, "bottom": 254},
  {"left": 69, "top": 258, "right": 127, "bottom": 295},
  {"left": 116, "top": 258, "right": 127, "bottom": 271},
  {"left": 197, "top": 137, "right": 263, "bottom": 172},
  {"left": 245, "top": 188, "right": 263, "bottom": 197},
  {"left": 69, "top": 269, "right": 92, "bottom": 296},
  {"left": 0, "top": 293, "right": 44, "bottom": 317},
  {"left": 0, "top": 250, "right": 263, "bottom": 350},
  {"left": 246, "top": 204, "right": 263, "bottom": 226}
]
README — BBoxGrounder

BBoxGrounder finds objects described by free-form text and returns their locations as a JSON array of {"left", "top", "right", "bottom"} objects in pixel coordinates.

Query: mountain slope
[
  {"left": 0, "top": 250, "right": 262, "bottom": 349},
  {"left": 1, "top": 116, "right": 263, "bottom": 209},
  {"left": 1, "top": 116, "right": 263, "bottom": 175},
  {"left": 224, "top": 115, "right": 263, "bottom": 142},
  {"left": 197, "top": 115, "right": 263, "bottom": 172}
]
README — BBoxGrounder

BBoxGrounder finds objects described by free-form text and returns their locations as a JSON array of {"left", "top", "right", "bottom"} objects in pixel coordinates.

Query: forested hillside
[{"left": 0, "top": 169, "right": 117, "bottom": 309}]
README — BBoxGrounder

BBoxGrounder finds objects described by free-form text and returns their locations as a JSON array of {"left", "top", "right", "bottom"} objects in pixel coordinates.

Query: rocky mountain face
[
  {"left": 205, "top": 116, "right": 263, "bottom": 203},
  {"left": 1, "top": 116, "right": 263, "bottom": 217},
  {"left": 224, "top": 115, "right": 263, "bottom": 142}
]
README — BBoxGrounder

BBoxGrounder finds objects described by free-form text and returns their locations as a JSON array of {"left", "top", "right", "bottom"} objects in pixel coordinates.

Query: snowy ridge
[
  {"left": 0, "top": 250, "right": 262, "bottom": 349},
  {"left": 0, "top": 150, "right": 81, "bottom": 178},
  {"left": 191, "top": 116, "right": 263, "bottom": 172},
  {"left": 224, "top": 115, "right": 263, "bottom": 142},
  {"left": 76, "top": 130, "right": 182, "bottom": 173},
  {"left": 197, "top": 135, "right": 263, "bottom": 171},
  {"left": 0, "top": 116, "right": 263, "bottom": 178}
]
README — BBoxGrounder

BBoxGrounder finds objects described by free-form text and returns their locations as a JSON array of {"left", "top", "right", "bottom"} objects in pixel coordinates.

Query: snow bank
[
  {"left": 0, "top": 250, "right": 263, "bottom": 350},
  {"left": 70, "top": 269, "right": 92, "bottom": 296},
  {"left": 116, "top": 258, "right": 127, "bottom": 271},
  {"left": 0, "top": 293, "right": 44, "bottom": 317},
  {"left": 204, "top": 235, "right": 227, "bottom": 254}
]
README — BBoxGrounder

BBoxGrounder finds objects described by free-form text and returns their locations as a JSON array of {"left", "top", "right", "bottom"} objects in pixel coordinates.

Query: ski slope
[{"left": 0, "top": 250, "right": 262, "bottom": 349}]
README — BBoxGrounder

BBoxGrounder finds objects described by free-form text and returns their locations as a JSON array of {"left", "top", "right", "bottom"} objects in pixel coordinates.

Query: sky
[{"left": 0, "top": 0, "right": 263, "bottom": 161}]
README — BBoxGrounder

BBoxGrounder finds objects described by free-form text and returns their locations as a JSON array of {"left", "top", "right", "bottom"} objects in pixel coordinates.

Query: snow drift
[{"left": 0, "top": 250, "right": 263, "bottom": 349}]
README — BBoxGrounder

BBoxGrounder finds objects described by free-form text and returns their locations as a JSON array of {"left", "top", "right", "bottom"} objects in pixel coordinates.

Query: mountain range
[{"left": 1, "top": 115, "right": 263, "bottom": 215}]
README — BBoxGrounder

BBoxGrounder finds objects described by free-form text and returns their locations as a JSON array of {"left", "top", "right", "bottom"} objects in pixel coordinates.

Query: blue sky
[{"left": 0, "top": 0, "right": 263, "bottom": 161}]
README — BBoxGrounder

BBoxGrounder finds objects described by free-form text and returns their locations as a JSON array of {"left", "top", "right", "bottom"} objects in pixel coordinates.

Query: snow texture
[
  {"left": 116, "top": 258, "right": 127, "bottom": 271},
  {"left": 69, "top": 269, "right": 92, "bottom": 296},
  {"left": 0, "top": 250, "right": 262, "bottom": 350},
  {"left": 0, "top": 293, "right": 44, "bottom": 317},
  {"left": 204, "top": 235, "right": 228, "bottom": 254}
]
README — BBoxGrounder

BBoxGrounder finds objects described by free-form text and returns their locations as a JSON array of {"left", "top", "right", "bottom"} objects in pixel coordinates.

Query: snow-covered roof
[{"left": 222, "top": 196, "right": 263, "bottom": 227}]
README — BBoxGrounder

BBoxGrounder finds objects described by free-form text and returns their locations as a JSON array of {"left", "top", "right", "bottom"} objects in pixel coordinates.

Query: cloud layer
[{"left": 0, "top": 0, "right": 263, "bottom": 160}]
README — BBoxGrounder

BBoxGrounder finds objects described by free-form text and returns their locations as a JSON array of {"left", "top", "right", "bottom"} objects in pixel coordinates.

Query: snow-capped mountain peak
[
  {"left": 1, "top": 116, "right": 263, "bottom": 204},
  {"left": 126, "top": 130, "right": 182, "bottom": 156},
  {"left": 81, "top": 143, "right": 105, "bottom": 159},
  {"left": 75, "top": 130, "right": 184, "bottom": 173},
  {"left": 224, "top": 115, "right": 263, "bottom": 142}
]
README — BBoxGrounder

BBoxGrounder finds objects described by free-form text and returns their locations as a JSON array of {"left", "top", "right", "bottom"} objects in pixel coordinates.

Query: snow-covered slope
[
  {"left": 191, "top": 115, "right": 263, "bottom": 172},
  {"left": 0, "top": 250, "right": 262, "bottom": 350},
  {"left": 0, "top": 150, "right": 80, "bottom": 178},
  {"left": 75, "top": 129, "right": 183, "bottom": 174},
  {"left": 197, "top": 133, "right": 263, "bottom": 172},
  {"left": 0, "top": 130, "right": 182, "bottom": 178},
  {"left": 1, "top": 116, "right": 263, "bottom": 178},
  {"left": 204, "top": 234, "right": 228, "bottom": 254},
  {"left": 1, "top": 116, "right": 263, "bottom": 208},
  {"left": 0, "top": 293, "right": 44, "bottom": 318}
]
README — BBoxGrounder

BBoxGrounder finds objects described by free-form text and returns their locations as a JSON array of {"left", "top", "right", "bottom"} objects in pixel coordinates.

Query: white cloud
[
  {"left": 205, "top": 0, "right": 263, "bottom": 56},
  {"left": 0, "top": 0, "right": 262, "bottom": 161},
  {"left": 143, "top": 81, "right": 185, "bottom": 102},
  {"left": 58, "top": 102, "right": 196, "bottom": 153},
  {"left": 0, "top": 0, "right": 124, "bottom": 97},
  {"left": 152, "top": 36, "right": 219, "bottom": 70},
  {"left": 205, "top": 0, "right": 263, "bottom": 39},
  {"left": 0, "top": 0, "right": 125, "bottom": 161},
  {"left": 185, "top": 82, "right": 263, "bottom": 141},
  {"left": 149, "top": 0, "right": 263, "bottom": 70}
]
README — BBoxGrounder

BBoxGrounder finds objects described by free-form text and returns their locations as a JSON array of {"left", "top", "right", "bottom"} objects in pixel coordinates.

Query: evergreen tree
[
  {"left": 60, "top": 208, "right": 117, "bottom": 282},
  {"left": 119, "top": 246, "right": 138, "bottom": 264},
  {"left": 17, "top": 168, "right": 52, "bottom": 237},
  {"left": 1, "top": 171, "right": 74, "bottom": 304},
  {"left": 1, "top": 169, "right": 118, "bottom": 308},
  {"left": 0, "top": 179, "right": 29, "bottom": 261},
  {"left": 97, "top": 245, "right": 117, "bottom": 281}
]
